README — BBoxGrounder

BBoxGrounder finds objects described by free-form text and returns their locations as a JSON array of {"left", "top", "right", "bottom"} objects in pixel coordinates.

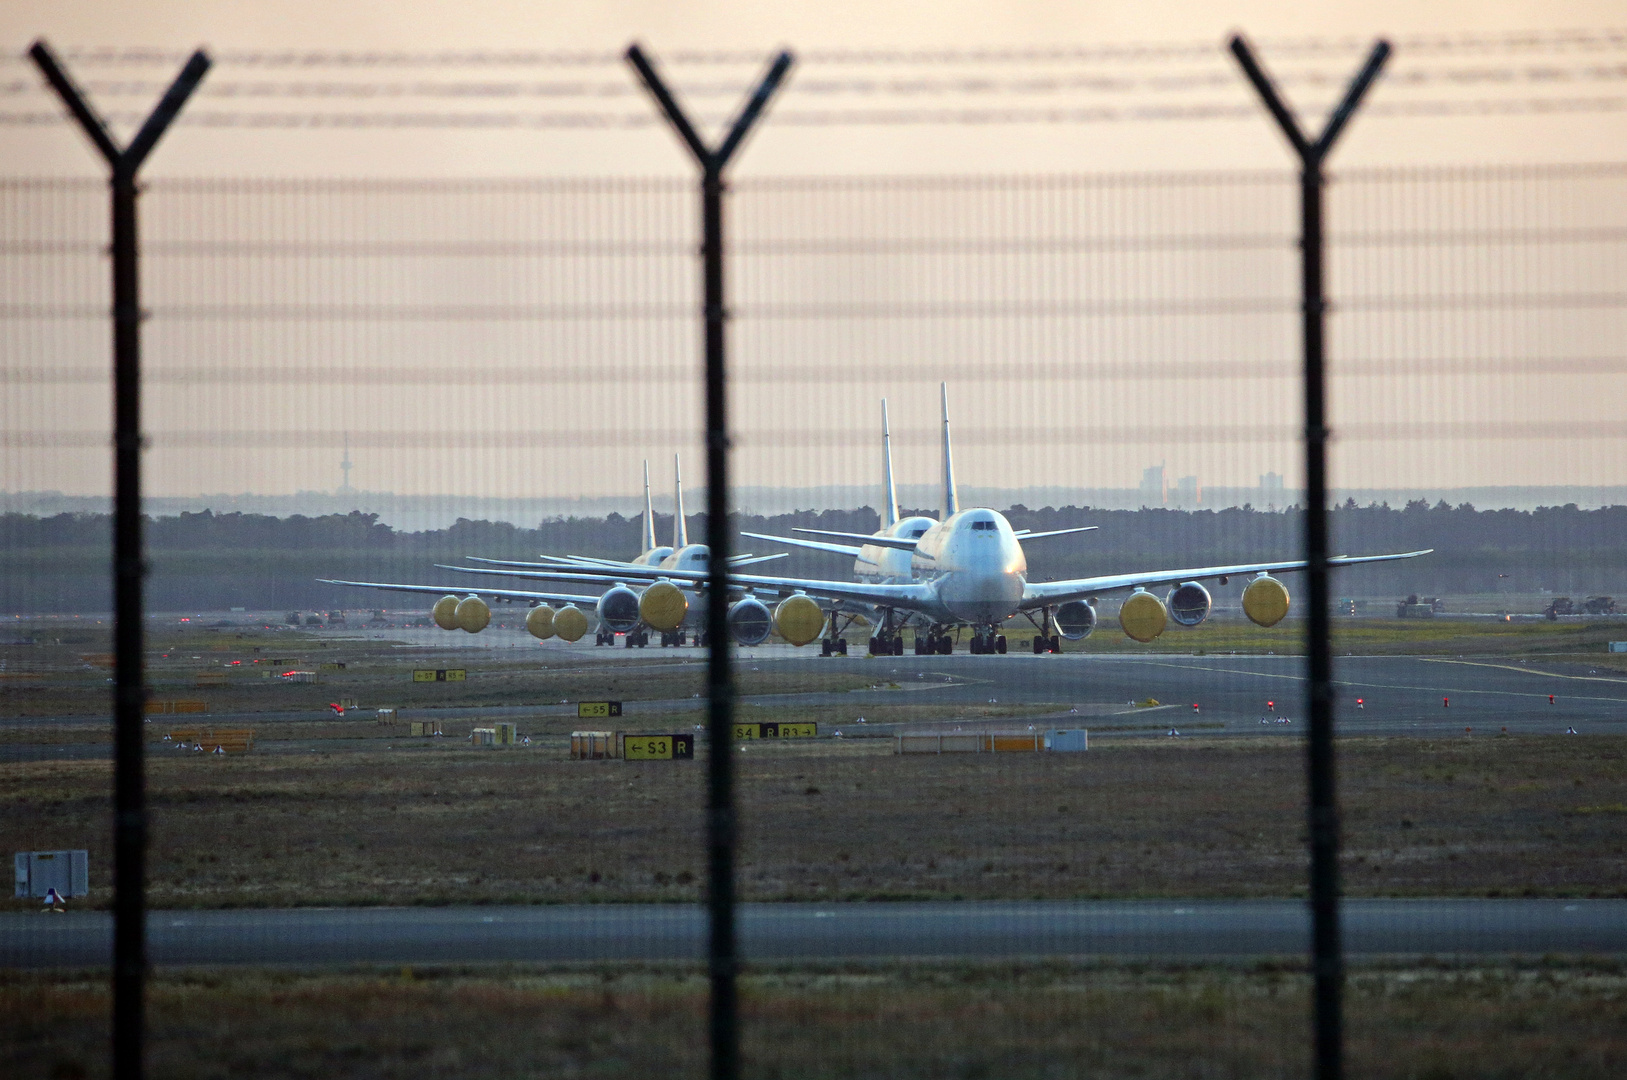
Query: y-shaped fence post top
[
  {"left": 625, "top": 43, "right": 795, "bottom": 175},
  {"left": 29, "top": 39, "right": 212, "bottom": 178},
  {"left": 1228, "top": 34, "right": 1390, "bottom": 166}
]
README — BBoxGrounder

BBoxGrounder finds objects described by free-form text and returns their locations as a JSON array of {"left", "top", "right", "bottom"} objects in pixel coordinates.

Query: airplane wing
[
  {"left": 1016, "top": 526, "right": 1099, "bottom": 541},
  {"left": 318, "top": 578, "right": 603, "bottom": 606},
  {"left": 1020, "top": 549, "right": 1433, "bottom": 607},
  {"left": 740, "top": 531, "right": 863, "bottom": 558},
  {"left": 790, "top": 527, "right": 920, "bottom": 551},
  {"left": 437, "top": 563, "right": 937, "bottom": 612}
]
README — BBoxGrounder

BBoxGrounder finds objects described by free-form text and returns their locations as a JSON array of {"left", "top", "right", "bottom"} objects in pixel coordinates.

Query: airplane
[
  {"left": 739, "top": 391, "right": 1095, "bottom": 654},
  {"left": 319, "top": 456, "right": 787, "bottom": 649},
  {"left": 436, "top": 385, "right": 1429, "bottom": 656}
]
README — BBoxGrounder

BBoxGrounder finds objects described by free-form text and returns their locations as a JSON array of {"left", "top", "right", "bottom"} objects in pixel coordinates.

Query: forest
[{"left": 2, "top": 500, "right": 1621, "bottom": 614}]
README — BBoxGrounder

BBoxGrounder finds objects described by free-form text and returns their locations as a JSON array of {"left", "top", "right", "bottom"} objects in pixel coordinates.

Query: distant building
[
  {"left": 1171, "top": 475, "right": 1201, "bottom": 508},
  {"left": 1259, "top": 471, "right": 1284, "bottom": 510},
  {"left": 1139, "top": 464, "right": 1166, "bottom": 508}
]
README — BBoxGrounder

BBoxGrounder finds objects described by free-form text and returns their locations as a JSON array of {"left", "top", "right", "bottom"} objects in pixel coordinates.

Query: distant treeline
[{"left": 3, "top": 500, "right": 1622, "bottom": 614}]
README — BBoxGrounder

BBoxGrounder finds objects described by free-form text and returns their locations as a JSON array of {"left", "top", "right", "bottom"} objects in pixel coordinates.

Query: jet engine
[
  {"left": 773, "top": 594, "right": 826, "bottom": 647},
  {"left": 552, "top": 604, "right": 588, "bottom": 642},
  {"left": 727, "top": 597, "right": 773, "bottom": 645},
  {"left": 525, "top": 604, "right": 557, "bottom": 640},
  {"left": 1166, "top": 582, "right": 1212, "bottom": 627},
  {"left": 432, "top": 594, "right": 460, "bottom": 631},
  {"left": 1054, "top": 599, "right": 1097, "bottom": 640},
  {"left": 596, "top": 585, "right": 641, "bottom": 634},
  {"left": 454, "top": 595, "right": 491, "bottom": 634},
  {"left": 639, "top": 580, "right": 688, "bottom": 633},
  {"left": 1118, "top": 588, "right": 1167, "bottom": 643},
  {"left": 1242, "top": 574, "right": 1291, "bottom": 627}
]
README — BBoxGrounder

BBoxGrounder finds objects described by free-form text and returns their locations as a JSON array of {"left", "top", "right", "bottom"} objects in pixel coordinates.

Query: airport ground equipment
[{"left": 15, "top": 851, "right": 90, "bottom": 899}]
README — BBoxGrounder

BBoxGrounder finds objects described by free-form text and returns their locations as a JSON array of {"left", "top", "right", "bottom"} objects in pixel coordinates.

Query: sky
[{"left": 2, "top": 2, "right": 1623, "bottom": 506}]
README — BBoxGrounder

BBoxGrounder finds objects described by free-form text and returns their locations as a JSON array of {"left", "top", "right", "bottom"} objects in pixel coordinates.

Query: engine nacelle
[
  {"left": 454, "top": 595, "right": 490, "bottom": 634},
  {"left": 727, "top": 597, "right": 772, "bottom": 645},
  {"left": 552, "top": 604, "right": 588, "bottom": 642},
  {"left": 773, "top": 594, "right": 826, "bottom": 647},
  {"left": 1054, "top": 599, "right": 1097, "bottom": 640},
  {"left": 1119, "top": 588, "right": 1167, "bottom": 643},
  {"left": 1242, "top": 574, "right": 1291, "bottom": 627},
  {"left": 639, "top": 580, "right": 688, "bottom": 633},
  {"left": 1166, "top": 581, "right": 1212, "bottom": 627},
  {"left": 431, "top": 594, "right": 460, "bottom": 631},
  {"left": 525, "top": 604, "right": 556, "bottom": 640},
  {"left": 596, "top": 585, "right": 641, "bottom": 634}
]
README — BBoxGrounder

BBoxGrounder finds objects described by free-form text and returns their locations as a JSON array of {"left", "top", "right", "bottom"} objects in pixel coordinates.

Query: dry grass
[
  {"left": 3, "top": 736, "right": 1623, "bottom": 909},
  {"left": 3, "top": 960, "right": 1623, "bottom": 1079}
]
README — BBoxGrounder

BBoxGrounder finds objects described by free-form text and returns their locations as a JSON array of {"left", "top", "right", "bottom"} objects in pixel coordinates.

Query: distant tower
[
  {"left": 1139, "top": 463, "right": 1167, "bottom": 508},
  {"left": 339, "top": 433, "right": 355, "bottom": 495}
]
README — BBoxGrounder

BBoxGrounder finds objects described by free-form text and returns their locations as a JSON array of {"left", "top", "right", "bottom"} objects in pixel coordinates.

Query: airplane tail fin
[
  {"left": 641, "top": 460, "right": 657, "bottom": 553},
  {"left": 673, "top": 453, "right": 688, "bottom": 548},
  {"left": 940, "top": 382, "right": 959, "bottom": 518},
  {"left": 882, "top": 398, "right": 899, "bottom": 529}
]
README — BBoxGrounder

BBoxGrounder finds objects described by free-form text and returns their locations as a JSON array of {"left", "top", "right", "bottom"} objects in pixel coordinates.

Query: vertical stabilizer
[
  {"left": 881, "top": 399, "right": 899, "bottom": 529},
  {"left": 641, "top": 460, "right": 657, "bottom": 553},
  {"left": 673, "top": 453, "right": 689, "bottom": 548},
  {"left": 940, "top": 382, "right": 959, "bottom": 517}
]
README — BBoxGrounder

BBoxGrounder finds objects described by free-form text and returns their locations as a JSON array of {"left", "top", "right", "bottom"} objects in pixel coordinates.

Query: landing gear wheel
[
  {"left": 1050, "top": 635, "right": 1062, "bottom": 653},
  {"left": 938, "top": 635, "right": 953, "bottom": 655},
  {"left": 837, "top": 638, "right": 849, "bottom": 656},
  {"left": 893, "top": 637, "right": 905, "bottom": 656},
  {"left": 1032, "top": 635, "right": 1045, "bottom": 654},
  {"left": 996, "top": 635, "right": 1007, "bottom": 654}
]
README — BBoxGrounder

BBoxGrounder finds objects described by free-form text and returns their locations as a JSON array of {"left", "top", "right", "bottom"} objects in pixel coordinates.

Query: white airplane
[
  {"left": 740, "top": 390, "right": 1095, "bottom": 654},
  {"left": 440, "top": 384, "right": 1429, "bottom": 656},
  {"left": 320, "top": 456, "right": 785, "bottom": 648}
]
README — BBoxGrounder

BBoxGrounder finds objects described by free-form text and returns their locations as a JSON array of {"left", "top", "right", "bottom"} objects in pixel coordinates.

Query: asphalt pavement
[
  {"left": 4, "top": 900, "right": 1623, "bottom": 968},
  {"left": 7, "top": 650, "right": 1623, "bottom": 762}
]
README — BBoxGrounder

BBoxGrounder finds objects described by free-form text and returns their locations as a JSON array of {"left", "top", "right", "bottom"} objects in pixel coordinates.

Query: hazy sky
[{"left": 2, "top": 2, "right": 1623, "bottom": 504}]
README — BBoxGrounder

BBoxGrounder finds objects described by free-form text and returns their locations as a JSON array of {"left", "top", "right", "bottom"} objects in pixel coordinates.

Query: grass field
[
  {"left": 5, "top": 960, "right": 1623, "bottom": 1079},
  {"left": 4, "top": 735, "right": 1623, "bottom": 909}
]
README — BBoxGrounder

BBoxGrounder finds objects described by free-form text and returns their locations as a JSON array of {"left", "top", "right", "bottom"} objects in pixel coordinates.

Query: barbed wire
[
  {"left": 4, "top": 62, "right": 1627, "bottom": 102},
  {"left": 5, "top": 30, "right": 1627, "bottom": 69},
  {"left": 5, "top": 94, "right": 1623, "bottom": 129}
]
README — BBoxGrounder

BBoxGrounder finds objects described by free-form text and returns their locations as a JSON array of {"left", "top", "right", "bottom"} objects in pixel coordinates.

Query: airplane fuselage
[{"left": 854, "top": 516, "right": 936, "bottom": 583}]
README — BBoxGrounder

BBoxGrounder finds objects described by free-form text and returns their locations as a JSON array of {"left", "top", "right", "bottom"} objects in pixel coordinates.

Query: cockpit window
[
  {"left": 693, "top": 552, "right": 709, "bottom": 563},
  {"left": 971, "top": 520, "right": 997, "bottom": 531},
  {"left": 909, "top": 528, "right": 927, "bottom": 538}
]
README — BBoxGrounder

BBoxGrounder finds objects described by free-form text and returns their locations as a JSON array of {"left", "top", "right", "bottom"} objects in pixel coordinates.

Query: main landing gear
[
  {"left": 867, "top": 632, "right": 905, "bottom": 656},
  {"left": 659, "top": 630, "right": 688, "bottom": 647},
  {"left": 968, "top": 630, "right": 1007, "bottom": 655},
  {"left": 820, "top": 636, "right": 850, "bottom": 657},
  {"left": 1032, "top": 634, "right": 1062, "bottom": 654},
  {"left": 596, "top": 630, "right": 650, "bottom": 647},
  {"left": 914, "top": 630, "right": 954, "bottom": 655}
]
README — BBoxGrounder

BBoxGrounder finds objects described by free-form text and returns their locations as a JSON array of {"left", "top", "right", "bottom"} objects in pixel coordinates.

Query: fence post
[
  {"left": 27, "top": 40, "right": 210, "bottom": 1080},
  {"left": 626, "top": 43, "right": 792, "bottom": 1080},
  {"left": 1228, "top": 33, "right": 1389, "bottom": 1080}
]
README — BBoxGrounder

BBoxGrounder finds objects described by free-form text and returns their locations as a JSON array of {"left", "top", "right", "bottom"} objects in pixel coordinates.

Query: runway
[
  {"left": 5, "top": 900, "right": 1624, "bottom": 968},
  {"left": 6, "top": 651, "right": 1624, "bottom": 762}
]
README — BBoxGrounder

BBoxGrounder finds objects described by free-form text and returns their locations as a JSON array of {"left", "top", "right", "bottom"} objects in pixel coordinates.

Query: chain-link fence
[{"left": 4, "top": 35, "right": 1626, "bottom": 1080}]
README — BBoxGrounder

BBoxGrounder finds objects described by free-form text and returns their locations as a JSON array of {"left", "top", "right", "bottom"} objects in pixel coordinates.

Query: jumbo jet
[
  {"left": 437, "top": 385, "right": 1429, "bottom": 655},
  {"left": 319, "top": 457, "right": 785, "bottom": 648}
]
